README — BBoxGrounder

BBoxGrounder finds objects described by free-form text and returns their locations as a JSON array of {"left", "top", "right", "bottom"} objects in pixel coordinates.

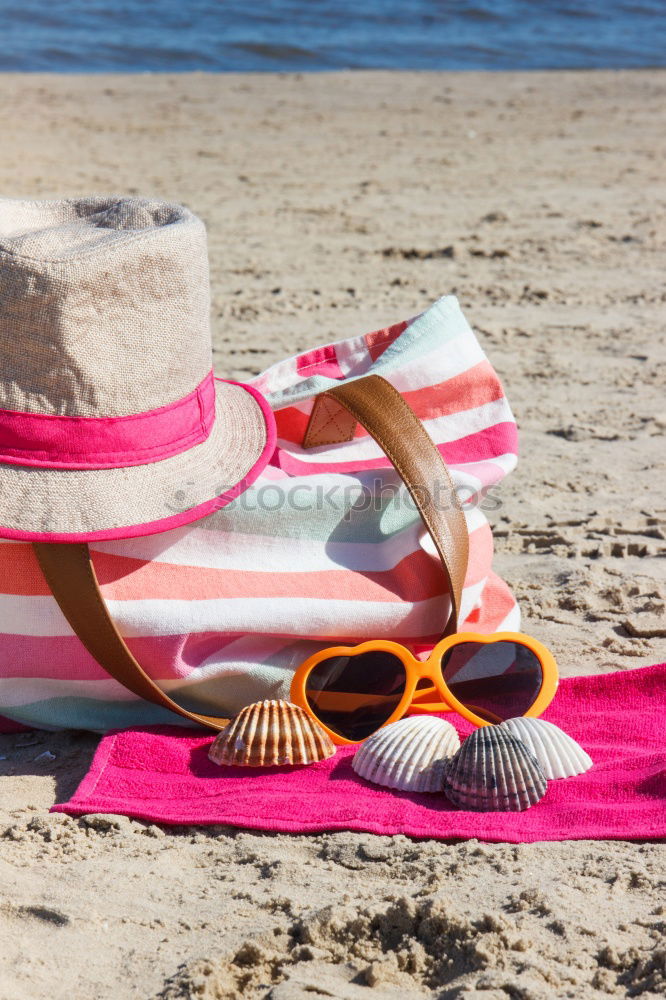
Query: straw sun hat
[{"left": 0, "top": 196, "right": 275, "bottom": 541}]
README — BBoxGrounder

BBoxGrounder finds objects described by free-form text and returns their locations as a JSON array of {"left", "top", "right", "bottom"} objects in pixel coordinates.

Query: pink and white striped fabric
[{"left": 0, "top": 295, "right": 520, "bottom": 731}]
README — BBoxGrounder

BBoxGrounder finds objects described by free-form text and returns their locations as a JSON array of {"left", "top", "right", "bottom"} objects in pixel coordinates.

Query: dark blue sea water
[{"left": 0, "top": 0, "right": 664, "bottom": 72}]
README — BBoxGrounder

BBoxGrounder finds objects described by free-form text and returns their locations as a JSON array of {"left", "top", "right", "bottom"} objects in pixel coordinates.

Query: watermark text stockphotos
[{"left": 167, "top": 479, "right": 503, "bottom": 517}]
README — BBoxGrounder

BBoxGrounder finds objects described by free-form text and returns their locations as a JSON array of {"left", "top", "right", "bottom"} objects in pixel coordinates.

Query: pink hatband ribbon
[{"left": 0, "top": 371, "right": 216, "bottom": 469}]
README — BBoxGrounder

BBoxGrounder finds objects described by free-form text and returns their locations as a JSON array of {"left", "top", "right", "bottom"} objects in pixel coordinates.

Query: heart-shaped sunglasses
[{"left": 290, "top": 631, "right": 558, "bottom": 745}]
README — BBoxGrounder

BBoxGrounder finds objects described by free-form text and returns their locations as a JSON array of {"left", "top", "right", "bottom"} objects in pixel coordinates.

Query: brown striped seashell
[
  {"left": 208, "top": 699, "right": 336, "bottom": 767},
  {"left": 442, "top": 725, "right": 548, "bottom": 811},
  {"left": 352, "top": 716, "right": 460, "bottom": 793}
]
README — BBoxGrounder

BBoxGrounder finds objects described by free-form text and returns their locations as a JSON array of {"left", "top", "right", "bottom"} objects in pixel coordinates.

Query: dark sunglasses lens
[
  {"left": 440, "top": 641, "right": 543, "bottom": 723},
  {"left": 305, "top": 650, "right": 407, "bottom": 742}
]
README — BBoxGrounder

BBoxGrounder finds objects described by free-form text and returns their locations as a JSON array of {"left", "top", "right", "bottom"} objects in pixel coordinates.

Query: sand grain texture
[{"left": 0, "top": 71, "right": 664, "bottom": 999}]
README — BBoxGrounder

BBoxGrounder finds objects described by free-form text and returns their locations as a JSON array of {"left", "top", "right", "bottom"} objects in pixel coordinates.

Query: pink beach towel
[{"left": 54, "top": 664, "right": 666, "bottom": 843}]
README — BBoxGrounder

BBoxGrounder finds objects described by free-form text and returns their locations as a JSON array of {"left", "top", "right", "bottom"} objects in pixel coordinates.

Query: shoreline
[{"left": 2, "top": 66, "right": 665, "bottom": 76}]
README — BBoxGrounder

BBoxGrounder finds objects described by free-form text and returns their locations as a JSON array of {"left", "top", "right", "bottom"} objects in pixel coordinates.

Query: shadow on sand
[{"left": 0, "top": 729, "right": 100, "bottom": 803}]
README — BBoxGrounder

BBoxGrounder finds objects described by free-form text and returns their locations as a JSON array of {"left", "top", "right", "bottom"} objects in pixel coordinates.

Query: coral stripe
[
  {"left": 98, "top": 548, "right": 444, "bottom": 603},
  {"left": 274, "top": 360, "right": 504, "bottom": 445},
  {"left": 365, "top": 320, "right": 409, "bottom": 362},
  {"left": 462, "top": 571, "right": 518, "bottom": 631},
  {"left": 0, "top": 523, "right": 492, "bottom": 601},
  {"left": 0, "top": 543, "right": 50, "bottom": 595},
  {"left": 402, "top": 361, "right": 505, "bottom": 421}
]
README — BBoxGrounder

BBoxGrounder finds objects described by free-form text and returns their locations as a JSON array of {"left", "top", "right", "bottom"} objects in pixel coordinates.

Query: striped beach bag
[{"left": 0, "top": 295, "right": 519, "bottom": 731}]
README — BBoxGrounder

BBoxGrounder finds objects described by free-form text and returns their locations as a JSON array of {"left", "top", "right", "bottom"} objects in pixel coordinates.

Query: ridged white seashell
[
  {"left": 443, "top": 726, "right": 547, "bottom": 811},
  {"left": 499, "top": 717, "right": 592, "bottom": 780},
  {"left": 352, "top": 716, "right": 461, "bottom": 793},
  {"left": 208, "top": 700, "right": 336, "bottom": 767}
]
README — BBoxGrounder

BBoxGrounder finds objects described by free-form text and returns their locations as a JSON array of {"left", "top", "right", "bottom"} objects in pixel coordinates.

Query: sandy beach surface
[{"left": 0, "top": 70, "right": 664, "bottom": 999}]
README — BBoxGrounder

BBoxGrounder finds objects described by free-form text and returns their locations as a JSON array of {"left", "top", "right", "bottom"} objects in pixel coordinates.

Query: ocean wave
[{"left": 0, "top": 0, "right": 663, "bottom": 72}]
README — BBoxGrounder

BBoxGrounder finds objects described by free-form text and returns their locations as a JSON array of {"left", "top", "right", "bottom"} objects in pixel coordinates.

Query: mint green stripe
[
  {"left": 365, "top": 295, "right": 469, "bottom": 376},
  {"left": 4, "top": 697, "right": 193, "bottom": 733},
  {"left": 203, "top": 475, "right": 422, "bottom": 543}
]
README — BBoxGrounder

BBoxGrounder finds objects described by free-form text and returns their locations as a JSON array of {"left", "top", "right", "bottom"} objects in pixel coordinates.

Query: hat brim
[{"left": 0, "top": 380, "right": 276, "bottom": 542}]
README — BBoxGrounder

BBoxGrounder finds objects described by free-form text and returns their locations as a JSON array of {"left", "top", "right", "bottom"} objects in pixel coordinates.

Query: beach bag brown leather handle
[{"left": 32, "top": 374, "right": 469, "bottom": 732}]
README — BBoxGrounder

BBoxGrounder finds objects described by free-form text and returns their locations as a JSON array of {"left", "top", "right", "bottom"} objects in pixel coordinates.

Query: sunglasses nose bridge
[{"left": 414, "top": 657, "right": 444, "bottom": 684}]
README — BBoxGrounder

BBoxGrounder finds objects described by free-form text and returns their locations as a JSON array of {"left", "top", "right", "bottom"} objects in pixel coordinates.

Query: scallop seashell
[
  {"left": 352, "top": 716, "right": 461, "bottom": 793},
  {"left": 208, "top": 699, "right": 336, "bottom": 767},
  {"left": 499, "top": 717, "right": 592, "bottom": 780},
  {"left": 442, "top": 726, "right": 547, "bottom": 811}
]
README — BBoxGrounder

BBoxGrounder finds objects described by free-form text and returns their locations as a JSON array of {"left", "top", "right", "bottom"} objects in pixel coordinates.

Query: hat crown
[{"left": 0, "top": 197, "right": 212, "bottom": 417}]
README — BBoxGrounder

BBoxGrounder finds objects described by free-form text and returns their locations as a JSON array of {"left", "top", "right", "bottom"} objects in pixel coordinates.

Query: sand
[{"left": 0, "top": 70, "right": 664, "bottom": 999}]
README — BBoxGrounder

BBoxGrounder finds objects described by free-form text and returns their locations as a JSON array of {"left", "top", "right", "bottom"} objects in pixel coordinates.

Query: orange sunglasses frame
[{"left": 290, "top": 631, "right": 559, "bottom": 746}]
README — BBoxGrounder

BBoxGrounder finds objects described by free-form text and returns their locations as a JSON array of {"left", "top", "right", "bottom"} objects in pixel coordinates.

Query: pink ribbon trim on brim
[{"left": 0, "top": 371, "right": 216, "bottom": 469}]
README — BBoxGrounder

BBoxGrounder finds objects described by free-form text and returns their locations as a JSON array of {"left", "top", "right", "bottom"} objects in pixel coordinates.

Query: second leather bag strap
[
  {"left": 32, "top": 540, "right": 232, "bottom": 730},
  {"left": 33, "top": 373, "right": 469, "bottom": 731}
]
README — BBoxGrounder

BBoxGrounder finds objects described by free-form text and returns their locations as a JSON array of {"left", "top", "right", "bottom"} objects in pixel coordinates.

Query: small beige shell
[
  {"left": 443, "top": 726, "right": 547, "bottom": 811},
  {"left": 499, "top": 717, "right": 592, "bottom": 780},
  {"left": 208, "top": 699, "right": 336, "bottom": 767},
  {"left": 352, "top": 716, "right": 461, "bottom": 793}
]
